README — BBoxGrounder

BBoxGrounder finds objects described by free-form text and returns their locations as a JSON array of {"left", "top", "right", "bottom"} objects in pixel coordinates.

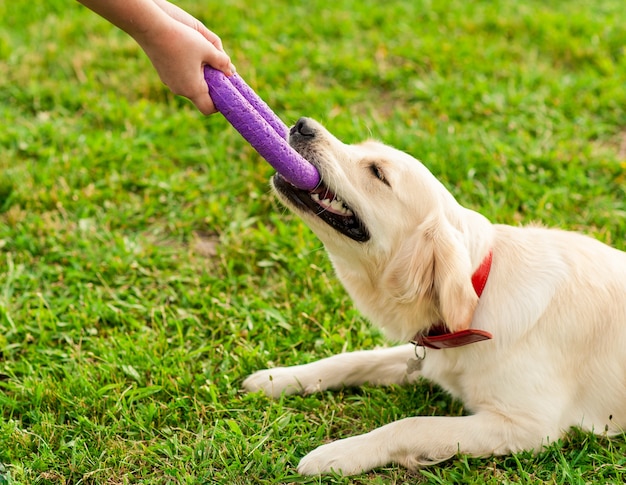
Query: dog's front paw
[
  {"left": 243, "top": 366, "right": 322, "bottom": 398},
  {"left": 242, "top": 368, "right": 298, "bottom": 398},
  {"left": 297, "top": 434, "right": 387, "bottom": 476}
]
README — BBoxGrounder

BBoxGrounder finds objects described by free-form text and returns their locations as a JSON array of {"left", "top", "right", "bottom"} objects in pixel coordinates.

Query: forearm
[{"left": 76, "top": 0, "right": 169, "bottom": 38}]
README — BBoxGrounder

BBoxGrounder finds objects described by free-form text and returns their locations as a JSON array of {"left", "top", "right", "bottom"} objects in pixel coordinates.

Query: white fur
[{"left": 243, "top": 118, "right": 626, "bottom": 476}]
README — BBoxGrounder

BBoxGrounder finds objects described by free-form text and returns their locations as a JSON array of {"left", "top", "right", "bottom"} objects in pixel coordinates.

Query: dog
[{"left": 243, "top": 117, "right": 626, "bottom": 476}]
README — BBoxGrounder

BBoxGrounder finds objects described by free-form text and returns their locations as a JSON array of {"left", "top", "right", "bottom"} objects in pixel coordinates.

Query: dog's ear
[
  {"left": 430, "top": 217, "right": 479, "bottom": 332},
  {"left": 384, "top": 214, "right": 478, "bottom": 332}
]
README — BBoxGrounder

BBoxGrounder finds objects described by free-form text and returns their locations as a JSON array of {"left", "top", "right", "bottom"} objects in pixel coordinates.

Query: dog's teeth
[
  {"left": 330, "top": 199, "right": 352, "bottom": 215},
  {"left": 310, "top": 192, "right": 353, "bottom": 216}
]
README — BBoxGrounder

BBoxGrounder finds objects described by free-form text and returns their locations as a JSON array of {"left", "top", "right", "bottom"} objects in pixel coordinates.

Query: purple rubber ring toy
[{"left": 204, "top": 66, "right": 320, "bottom": 190}]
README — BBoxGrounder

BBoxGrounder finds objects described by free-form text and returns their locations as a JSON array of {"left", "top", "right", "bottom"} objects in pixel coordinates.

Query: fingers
[
  {"left": 196, "top": 22, "right": 224, "bottom": 51},
  {"left": 191, "top": 47, "right": 234, "bottom": 115},
  {"left": 207, "top": 48, "right": 235, "bottom": 77},
  {"left": 190, "top": 89, "right": 217, "bottom": 116},
  {"left": 155, "top": 0, "right": 231, "bottom": 65},
  {"left": 144, "top": 1, "right": 235, "bottom": 114},
  {"left": 194, "top": 23, "right": 235, "bottom": 76}
]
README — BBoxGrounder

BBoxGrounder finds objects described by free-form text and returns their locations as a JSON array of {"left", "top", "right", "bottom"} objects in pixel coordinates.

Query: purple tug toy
[{"left": 204, "top": 66, "right": 320, "bottom": 191}]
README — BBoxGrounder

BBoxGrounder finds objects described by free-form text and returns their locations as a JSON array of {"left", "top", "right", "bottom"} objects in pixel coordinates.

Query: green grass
[{"left": 1, "top": 0, "right": 625, "bottom": 483}]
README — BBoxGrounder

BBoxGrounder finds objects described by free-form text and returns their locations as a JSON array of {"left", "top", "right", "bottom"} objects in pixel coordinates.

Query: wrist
[
  {"left": 124, "top": 3, "right": 172, "bottom": 43},
  {"left": 78, "top": 0, "right": 171, "bottom": 39}
]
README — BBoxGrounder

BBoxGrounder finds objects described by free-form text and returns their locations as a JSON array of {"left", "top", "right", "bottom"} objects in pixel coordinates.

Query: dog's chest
[{"left": 333, "top": 264, "right": 436, "bottom": 342}]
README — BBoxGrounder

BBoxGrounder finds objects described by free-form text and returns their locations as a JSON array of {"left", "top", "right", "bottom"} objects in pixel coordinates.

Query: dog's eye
[{"left": 369, "top": 164, "right": 390, "bottom": 186}]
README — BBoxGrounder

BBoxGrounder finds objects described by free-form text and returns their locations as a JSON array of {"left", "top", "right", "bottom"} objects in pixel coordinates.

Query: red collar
[
  {"left": 411, "top": 250, "right": 493, "bottom": 350},
  {"left": 470, "top": 250, "right": 492, "bottom": 298}
]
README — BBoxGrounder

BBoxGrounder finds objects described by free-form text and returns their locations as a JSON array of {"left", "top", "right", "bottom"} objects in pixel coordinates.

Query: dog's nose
[{"left": 290, "top": 117, "right": 316, "bottom": 138}]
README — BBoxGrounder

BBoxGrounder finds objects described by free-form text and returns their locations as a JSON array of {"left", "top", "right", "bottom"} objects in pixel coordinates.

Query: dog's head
[{"left": 272, "top": 118, "right": 482, "bottom": 339}]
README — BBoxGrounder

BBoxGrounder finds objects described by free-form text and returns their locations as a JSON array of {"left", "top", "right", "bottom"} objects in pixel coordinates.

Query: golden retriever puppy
[{"left": 243, "top": 117, "right": 626, "bottom": 476}]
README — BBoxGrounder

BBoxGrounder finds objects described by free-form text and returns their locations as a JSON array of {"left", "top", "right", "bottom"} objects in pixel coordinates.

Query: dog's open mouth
[{"left": 272, "top": 174, "right": 370, "bottom": 242}]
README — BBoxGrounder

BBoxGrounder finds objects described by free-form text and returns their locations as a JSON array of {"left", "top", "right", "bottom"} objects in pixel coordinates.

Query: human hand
[{"left": 133, "top": 0, "right": 235, "bottom": 114}]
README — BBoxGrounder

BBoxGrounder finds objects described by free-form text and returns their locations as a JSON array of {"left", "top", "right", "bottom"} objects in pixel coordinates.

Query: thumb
[{"left": 205, "top": 46, "right": 235, "bottom": 76}]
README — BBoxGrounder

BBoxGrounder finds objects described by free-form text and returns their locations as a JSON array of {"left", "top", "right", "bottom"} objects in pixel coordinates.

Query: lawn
[{"left": 1, "top": 0, "right": 625, "bottom": 483}]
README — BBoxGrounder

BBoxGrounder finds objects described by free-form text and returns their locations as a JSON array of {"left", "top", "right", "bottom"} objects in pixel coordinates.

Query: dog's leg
[
  {"left": 242, "top": 344, "right": 419, "bottom": 398},
  {"left": 298, "top": 412, "right": 550, "bottom": 476}
]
